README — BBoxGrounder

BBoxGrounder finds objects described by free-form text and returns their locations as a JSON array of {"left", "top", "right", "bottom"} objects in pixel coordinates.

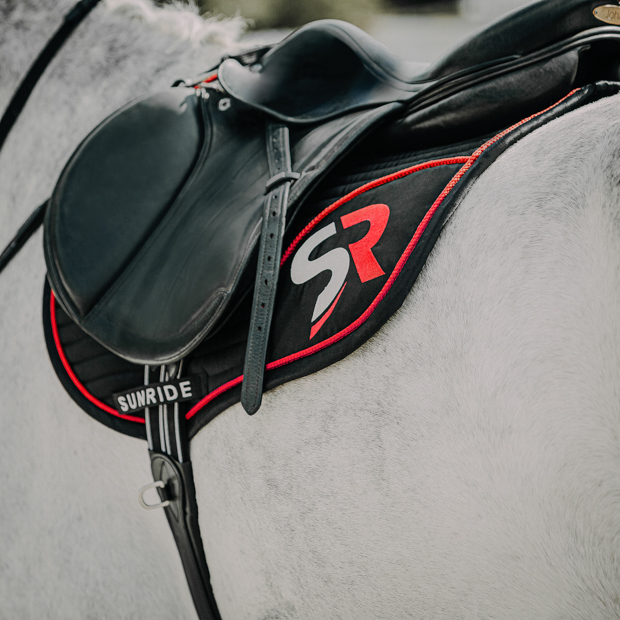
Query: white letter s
[{"left": 290, "top": 223, "right": 350, "bottom": 322}]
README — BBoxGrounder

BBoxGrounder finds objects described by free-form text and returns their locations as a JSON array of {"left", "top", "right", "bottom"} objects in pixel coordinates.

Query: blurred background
[{"left": 160, "top": 0, "right": 531, "bottom": 61}]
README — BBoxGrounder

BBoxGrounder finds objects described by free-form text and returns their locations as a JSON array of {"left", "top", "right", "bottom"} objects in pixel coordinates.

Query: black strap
[
  {"left": 0, "top": 200, "right": 47, "bottom": 275},
  {"left": 0, "top": 0, "right": 103, "bottom": 153},
  {"left": 149, "top": 453, "right": 221, "bottom": 620},
  {"left": 145, "top": 365, "right": 221, "bottom": 620},
  {"left": 0, "top": 0, "right": 102, "bottom": 276},
  {"left": 241, "top": 123, "right": 298, "bottom": 414}
]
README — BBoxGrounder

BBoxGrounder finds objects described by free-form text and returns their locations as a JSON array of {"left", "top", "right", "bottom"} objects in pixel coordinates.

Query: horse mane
[
  {"left": 105, "top": 0, "right": 247, "bottom": 48},
  {"left": 0, "top": 0, "right": 244, "bottom": 104}
]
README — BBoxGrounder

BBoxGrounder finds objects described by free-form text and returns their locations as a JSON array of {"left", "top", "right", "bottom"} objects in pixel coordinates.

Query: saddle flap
[
  {"left": 46, "top": 88, "right": 204, "bottom": 317},
  {"left": 45, "top": 86, "right": 269, "bottom": 364},
  {"left": 44, "top": 85, "right": 398, "bottom": 365}
]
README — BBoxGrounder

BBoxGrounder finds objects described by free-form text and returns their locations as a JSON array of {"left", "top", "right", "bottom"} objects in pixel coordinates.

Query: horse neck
[{"left": 0, "top": 0, "right": 76, "bottom": 108}]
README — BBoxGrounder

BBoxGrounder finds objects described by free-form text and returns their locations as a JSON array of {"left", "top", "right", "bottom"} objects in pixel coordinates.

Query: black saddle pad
[{"left": 43, "top": 82, "right": 608, "bottom": 442}]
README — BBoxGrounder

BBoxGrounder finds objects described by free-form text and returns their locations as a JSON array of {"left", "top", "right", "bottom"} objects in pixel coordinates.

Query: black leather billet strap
[
  {"left": 241, "top": 123, "right": 296, "bottom": 414},
  {"left": 150, "top": 452, "right": 221, "bottom": 620}
]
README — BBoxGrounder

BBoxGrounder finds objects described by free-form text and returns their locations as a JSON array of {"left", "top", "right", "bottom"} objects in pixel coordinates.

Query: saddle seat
[
  {"left": 218, "top": 0, "right": 611, "bottom": 122},
  {"left": 44, "top": 0, "right": 620, "bottom": 378}
]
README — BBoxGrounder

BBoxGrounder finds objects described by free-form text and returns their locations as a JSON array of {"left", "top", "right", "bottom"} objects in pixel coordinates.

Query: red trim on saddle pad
[
  {"left": 50, "top": 292, "right": 145, "bottom": 424},
  {"left": 195, "top": 74, "right": 218, "bottom": 88}
]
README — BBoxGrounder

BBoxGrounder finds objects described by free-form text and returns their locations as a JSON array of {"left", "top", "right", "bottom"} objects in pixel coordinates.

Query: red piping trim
[
  {"left": 194, "top": 73, "right": 218, "bottom": 87},
  {"left": 281, "top": 157, "right": 469, "bottom": 265},
  {"left": 186, "top": 88, "right": 581, "bottom": 420},
  {"left": 186, "top": 375, "right": 244, "bottom": 419},
  {"left": 50, "top": 293, "right": 145, "bottom": 424}
]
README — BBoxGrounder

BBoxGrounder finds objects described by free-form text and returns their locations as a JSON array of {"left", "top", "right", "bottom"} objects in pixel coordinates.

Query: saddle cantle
[{"left": 43, "top": 0, "right": 620, "bottom": 415}]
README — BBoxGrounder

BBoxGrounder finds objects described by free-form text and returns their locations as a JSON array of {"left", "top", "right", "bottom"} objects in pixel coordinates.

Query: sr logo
[{"left": 290, "top": 204, "right": 390, "bottom": 339}]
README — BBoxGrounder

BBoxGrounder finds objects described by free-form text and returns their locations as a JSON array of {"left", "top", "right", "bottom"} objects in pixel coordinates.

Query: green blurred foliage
[{"left": 196, "top": 0, "right": 383, "bottom": 29}]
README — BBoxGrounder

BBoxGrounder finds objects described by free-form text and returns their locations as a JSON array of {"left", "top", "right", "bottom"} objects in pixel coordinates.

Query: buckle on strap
[
  {"left": 241, "top": 122, "right": 294, "bottom": 415},
  {"left": 138, "top": 480, "right": 170, "bottom": 510},
  {"left": 264, "top": 171, "right": 300, "bottom": 192}
]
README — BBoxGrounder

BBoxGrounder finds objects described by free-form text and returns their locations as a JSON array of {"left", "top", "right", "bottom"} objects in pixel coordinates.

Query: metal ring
[
  {"left": 218, "top": 97, "right": 231, "bottom": 111},
  {"left": 138, "top": 480, "right": 170, "bottom": 510}
]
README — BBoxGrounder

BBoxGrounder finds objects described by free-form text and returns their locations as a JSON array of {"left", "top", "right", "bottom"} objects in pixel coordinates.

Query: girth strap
[
  {"left": 241, "top": 122, "right": 298, "bottom": 414},
  {"left": 149, "top": 453, "right": 220, "bottom": 620},
  {"left": 143, "top": 365, "right": 221, "bottom": 620}
]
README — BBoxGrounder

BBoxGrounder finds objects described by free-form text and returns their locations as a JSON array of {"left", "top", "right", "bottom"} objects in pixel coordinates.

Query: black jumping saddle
[
  {"left": 30, "top": 1, "right": 620, "bottom": 618},
  {"left": 43, "top": 0, "right": 620, "bottom": 415}
]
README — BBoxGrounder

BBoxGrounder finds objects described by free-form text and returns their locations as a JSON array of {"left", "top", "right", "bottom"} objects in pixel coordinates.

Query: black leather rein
[{"left": 0, "top": 0, "right": 102, "bottom": 275}]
